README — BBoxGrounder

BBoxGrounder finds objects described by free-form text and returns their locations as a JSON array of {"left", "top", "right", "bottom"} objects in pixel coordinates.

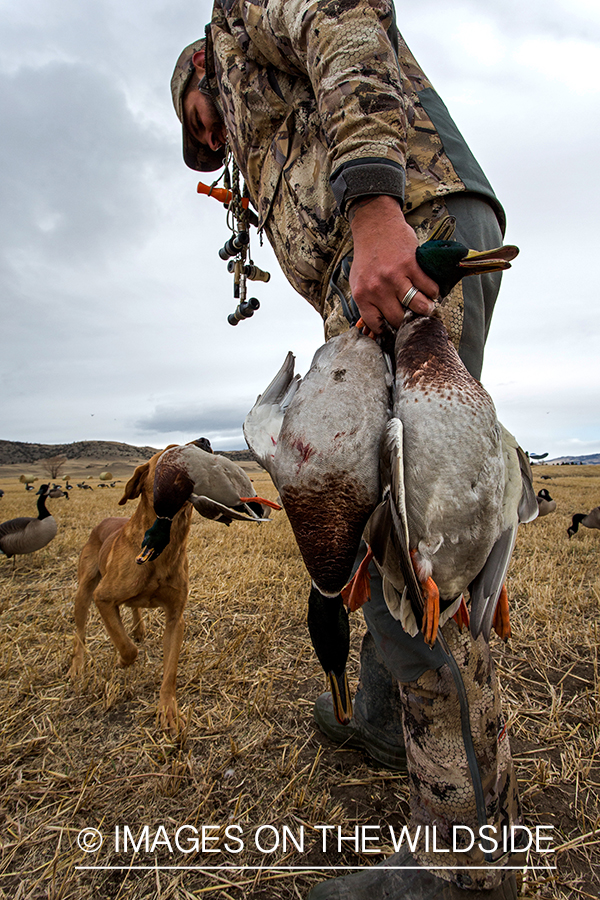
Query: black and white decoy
[{"left": 568, "top": 506, "right": 600, "bottom": 538}]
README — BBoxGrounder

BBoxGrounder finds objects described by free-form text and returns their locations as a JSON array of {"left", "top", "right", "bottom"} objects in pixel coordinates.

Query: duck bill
[
  {"left": 328, "top": 670, "right": 353, "bottom": 725},
  {"left": 136, "top": 546, "right": 155, "bottom": 565},
  {"left": 459, "top": 244, "right": 519, "bottom": 275}
]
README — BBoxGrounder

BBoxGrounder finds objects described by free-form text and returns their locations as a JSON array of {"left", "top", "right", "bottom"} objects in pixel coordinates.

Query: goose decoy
[
  {"left": 0, "top": 484, "right": 58, "bottom": 563},
  {"left": 49, "top": 485, "right": 69, "bottom": 500},
  {"left": 567, "top": 506, "right": 600, "bottom": 538},
  {"left": 536, "top": 489, "right": 556, "bottom": 517},
  {"left": 244, "top": 327, "right": 392, "bottom": 724},
  {"left": 137, "top": 442, "right": 279, "bottom": 563}
]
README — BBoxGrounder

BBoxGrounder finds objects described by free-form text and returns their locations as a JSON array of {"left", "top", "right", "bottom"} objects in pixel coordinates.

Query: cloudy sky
[{"left": 1, "top": 0, "right": 599, "bottom": 459}]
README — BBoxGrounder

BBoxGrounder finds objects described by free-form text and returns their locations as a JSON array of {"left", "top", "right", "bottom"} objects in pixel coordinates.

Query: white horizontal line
[{"left": 75, "top": 865, "right": 558, "bottom": 872}]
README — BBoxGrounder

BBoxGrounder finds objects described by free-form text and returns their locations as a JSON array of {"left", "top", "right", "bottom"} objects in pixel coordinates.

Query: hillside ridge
[{"left": 0, "top": 439, "right": 254, "bottom": 466}]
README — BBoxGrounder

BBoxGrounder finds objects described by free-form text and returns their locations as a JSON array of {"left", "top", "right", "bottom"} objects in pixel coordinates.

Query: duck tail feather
[
  {"left": 190, "top": 494, "right": 270, "bottom": 523},
  {"left": 255, "top": 351, "right": 298, "bottom": 407},
  {"left": 243, "top": 353, "right": 299, "bottom": 477}
]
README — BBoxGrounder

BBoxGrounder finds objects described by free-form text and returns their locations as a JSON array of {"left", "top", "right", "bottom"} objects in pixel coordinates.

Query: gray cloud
[
  {"left": 135, "top": 402, "right": 251, "bottom": 436},
  {"left": 0, "top": 61, "right": 164, "bottom": 266}
]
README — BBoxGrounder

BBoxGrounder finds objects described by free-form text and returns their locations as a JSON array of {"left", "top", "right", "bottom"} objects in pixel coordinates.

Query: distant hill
[
  {"left": 0, "top": 440, "right": 254, "bottom": 466},
  {"left": 544, "top": 453, "right": 600, "bottom": 466}
]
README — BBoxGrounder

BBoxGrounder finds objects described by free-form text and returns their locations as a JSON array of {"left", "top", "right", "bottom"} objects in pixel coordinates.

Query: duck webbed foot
[
  {"left": 410, "top": 550, "right": 440, "bottom": 646},
  {"left": 492, "top": 584, "right": 511, "bottom": 642},
  {"left": 421, "top": 575, "right": 440, "bottom": 646},
  {"left": 452, "top": 596, "right": 470, "bottom": 632},
  {"left": 341, "top": 546, "right": 374, "bottom": 612}
]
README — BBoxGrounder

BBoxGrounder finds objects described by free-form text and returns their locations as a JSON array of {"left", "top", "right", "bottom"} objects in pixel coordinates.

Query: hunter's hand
[{"left": 348, "top": 196, "right": 439, "bottom": 334}]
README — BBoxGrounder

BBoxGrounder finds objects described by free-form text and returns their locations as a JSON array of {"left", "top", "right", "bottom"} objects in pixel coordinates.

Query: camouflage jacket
[{"left": 205, "top": 0, "right": 503, "bottom": 322}]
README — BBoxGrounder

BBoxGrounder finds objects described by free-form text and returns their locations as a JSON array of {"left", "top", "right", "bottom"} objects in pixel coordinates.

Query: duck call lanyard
[{"left": 196, "top": 147, "right": 270, "bottom": 325}]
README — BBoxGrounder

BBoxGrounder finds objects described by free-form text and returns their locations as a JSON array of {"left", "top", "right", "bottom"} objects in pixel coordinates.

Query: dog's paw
[
  {"left": 158, "top": 698, "right": 181, "bottom": 734},
  {"left": 68, "top": 659, "right": 83, "bottom": 679},
  {"left": 118, "top": 646, "right": 138, "bottom": 667},
  {"left": 132, "top": 623, "right": 146, "bottom": 642}
]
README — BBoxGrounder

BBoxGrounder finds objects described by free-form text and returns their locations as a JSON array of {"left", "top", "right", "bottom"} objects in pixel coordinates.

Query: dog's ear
[{"left": 119, "top": 461, "right": 151, "bottom": 506}]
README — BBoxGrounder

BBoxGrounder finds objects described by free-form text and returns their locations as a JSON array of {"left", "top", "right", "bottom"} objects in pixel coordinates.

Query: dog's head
[{"left": 118, "top": 446, "right": 178, "bottom": 507}]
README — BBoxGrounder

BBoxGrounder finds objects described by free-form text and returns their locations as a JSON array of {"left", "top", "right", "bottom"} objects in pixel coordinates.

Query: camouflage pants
[
  {"left": 399, "top": 621, "right": 523, "bottom": 890},
  {"left": 357, "top": 552, "right": 522, "bottom": 891}
]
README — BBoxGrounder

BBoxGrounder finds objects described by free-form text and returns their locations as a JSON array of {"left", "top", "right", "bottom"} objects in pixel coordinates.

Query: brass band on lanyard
[{"left": 196, "top": 147, "right": 270, "bottom": 325}]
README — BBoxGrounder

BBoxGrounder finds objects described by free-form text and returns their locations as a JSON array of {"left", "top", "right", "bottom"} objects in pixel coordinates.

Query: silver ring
[{"left": 401, "top": 286, "right": 418, "bottom": 309}]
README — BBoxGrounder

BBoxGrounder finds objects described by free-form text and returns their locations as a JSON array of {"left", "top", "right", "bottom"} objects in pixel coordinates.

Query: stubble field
[{"left": 0, "top": 462, "right": 598, "bottom": 899}]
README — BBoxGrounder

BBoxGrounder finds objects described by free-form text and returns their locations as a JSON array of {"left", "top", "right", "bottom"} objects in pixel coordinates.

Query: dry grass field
[{"left": 0, "top": 461, "right": 598, "bottom": 899}]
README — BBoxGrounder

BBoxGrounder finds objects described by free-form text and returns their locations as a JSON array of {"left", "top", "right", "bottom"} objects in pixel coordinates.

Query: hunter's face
[{"left": 183, "top": 75, "right": 226, "bottom": 153}]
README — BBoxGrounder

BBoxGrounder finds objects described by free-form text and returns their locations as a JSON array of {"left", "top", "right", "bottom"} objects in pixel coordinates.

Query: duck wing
[
  {"left": 367, "top": 418, "right": 436, "bottom": 635},
  {"left": 190, "top": 493, "right": 270, "bottom": 524},
  {"left": 469, "top": 429, "right": 538, "bottom": 640},
  {"left": 371, "top": 419, "right": 423, "bottom": 601},
  {"left": 243, "top": 351, "right": 301, "bottom": 482}
]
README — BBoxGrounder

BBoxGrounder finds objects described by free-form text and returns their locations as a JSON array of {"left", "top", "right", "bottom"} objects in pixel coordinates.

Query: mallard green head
[
  {"left": 307, "top": 587, "right": 352, "bottom": 724},
  {"left": 136, "top": 517, "right": 172, "bottom": 564},
  {"left": 416, "top": 217, "right": 519, "bottom": 299}
]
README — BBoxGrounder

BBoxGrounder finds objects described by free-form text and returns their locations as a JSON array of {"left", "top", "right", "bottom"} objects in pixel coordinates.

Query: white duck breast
[{"left": 272, "top": 328, "right": 391, "bottom": 596}]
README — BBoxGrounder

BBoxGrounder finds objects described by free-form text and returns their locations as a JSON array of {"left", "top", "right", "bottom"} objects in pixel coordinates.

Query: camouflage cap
[{"left": 171, "top": 39, "right": 225, "bottom": 172}]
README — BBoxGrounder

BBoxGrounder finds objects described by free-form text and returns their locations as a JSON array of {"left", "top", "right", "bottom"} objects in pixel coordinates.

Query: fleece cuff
[{"left": 330, "top": 159, "right": 406, "bottom": 216}]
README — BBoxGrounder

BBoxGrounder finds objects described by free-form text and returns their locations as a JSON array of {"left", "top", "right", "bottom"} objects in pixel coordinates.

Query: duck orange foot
[
  {"left": 452, "top": 596, "right": 470, "bottom": 632},
  {"left": 341, "top": 546, "right": 373, "bottom": 612},
  {"left": 410, "top": 549, "right": 440, "bottom": 646},
  {"left": 492, "top": 584, "right": 511, "bottom": 642}
]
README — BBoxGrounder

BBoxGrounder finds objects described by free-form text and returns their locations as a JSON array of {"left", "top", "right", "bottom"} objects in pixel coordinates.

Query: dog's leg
[
  {"left": 69, "top": 548, "right": 101, "bottom": 678},
  {"left": 94, "top": 590, "right": 139, "bottom": 668},
  {"left": 157, "top": 608, "right": 185, "bottom": 733},
  {"left": 131, "top": 607, "right": 146, "bottom": 642}
]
